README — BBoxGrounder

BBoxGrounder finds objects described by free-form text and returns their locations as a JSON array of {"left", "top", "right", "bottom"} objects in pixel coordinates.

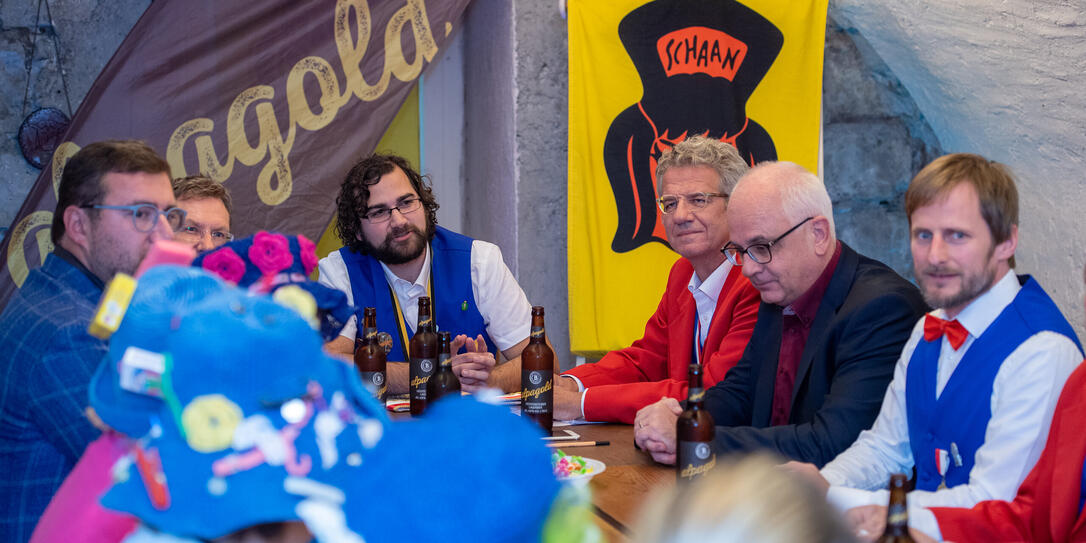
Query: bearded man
[{"left": 318, "top": 154, "right": 532, "bottom": 394}]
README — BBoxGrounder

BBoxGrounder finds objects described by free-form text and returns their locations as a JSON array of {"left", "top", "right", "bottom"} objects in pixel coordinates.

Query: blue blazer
[{"left": 704, "top": 242, "right": 929, "bottom": 467}]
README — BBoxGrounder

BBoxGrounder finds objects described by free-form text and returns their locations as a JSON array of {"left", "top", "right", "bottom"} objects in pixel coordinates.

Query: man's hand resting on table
[
  {"left": 553, "top": 376, "right": 584, "bottom": 421},
  {"left": 449, "top": 334, "right": 496, "bottom": 392},
  {"left": 633, "top": 397, "right": 683, "bottom": 465}
]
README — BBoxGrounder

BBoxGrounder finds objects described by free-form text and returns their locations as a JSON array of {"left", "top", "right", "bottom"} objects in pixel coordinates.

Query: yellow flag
[{"left": 568, "top": 0, "right": 827, "bottom": 356}]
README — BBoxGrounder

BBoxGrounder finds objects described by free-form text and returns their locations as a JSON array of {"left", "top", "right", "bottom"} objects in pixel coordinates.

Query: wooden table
[{"left": 556, "top": 424, "right": 674, "bottom": 542}]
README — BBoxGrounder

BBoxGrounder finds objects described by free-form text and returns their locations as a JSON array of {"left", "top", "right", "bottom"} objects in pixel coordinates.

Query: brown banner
[{"left": 0, "top": 0, "right": 471, "bottom": 308}]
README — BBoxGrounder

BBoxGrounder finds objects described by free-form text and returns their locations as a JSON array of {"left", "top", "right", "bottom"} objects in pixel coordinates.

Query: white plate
[{"left": 556, "top": 457, "right": 606, "bottom": 485}]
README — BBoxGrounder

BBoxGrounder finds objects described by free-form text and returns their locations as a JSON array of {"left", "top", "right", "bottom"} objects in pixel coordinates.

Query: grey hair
[
  {"left": 741, "top": 161, "right": 836, "bottom": 237},
  {"left": 655, "top": 136, "right": 749, "bottom": 195}
]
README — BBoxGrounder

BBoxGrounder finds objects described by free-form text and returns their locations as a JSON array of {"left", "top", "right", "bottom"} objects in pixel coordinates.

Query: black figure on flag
[{"left": 603, "top": 0, "right": 783, "bottom": 252}]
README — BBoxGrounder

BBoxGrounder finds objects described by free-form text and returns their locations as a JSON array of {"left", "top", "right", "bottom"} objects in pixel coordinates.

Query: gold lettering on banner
[
  {"left": 7, "top": 211, "right": 54, "bottom": 287},
  {"left": 162, "top": 0, "right": 441, "bottom": 204},
  {"left": 16, "top": 1, "right": 452, "bottom": 289},
  {"left": 51, "top": 142, "right": 81, "bottom": 199}
]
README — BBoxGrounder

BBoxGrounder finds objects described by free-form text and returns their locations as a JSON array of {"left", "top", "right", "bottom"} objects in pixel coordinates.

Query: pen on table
[{"left": 546, "top": 440, "right": 609, "bottom": 448}]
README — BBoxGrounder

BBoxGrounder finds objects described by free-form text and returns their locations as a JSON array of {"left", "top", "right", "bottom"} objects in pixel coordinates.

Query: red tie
[{"left": 923, "top": 315, "right": 969, "bottom": 350}]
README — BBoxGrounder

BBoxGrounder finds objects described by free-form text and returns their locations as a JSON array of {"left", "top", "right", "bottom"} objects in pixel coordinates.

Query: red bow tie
[{"left": 923, "top": 315, "right": 969, "bottom": 350}]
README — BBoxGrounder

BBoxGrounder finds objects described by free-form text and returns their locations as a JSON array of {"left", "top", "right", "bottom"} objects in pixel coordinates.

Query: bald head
[
  {"left": 731, "top": 162, "right": 836, "bottom": 237},
  {"left": 725, "top": 162, "right": 837, "bottom": 306}
]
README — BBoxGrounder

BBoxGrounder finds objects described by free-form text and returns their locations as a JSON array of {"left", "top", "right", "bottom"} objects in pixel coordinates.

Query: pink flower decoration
[
  {"left": 298, "top": 234, "right": 318, "bottom": 276},
  {"left": 248, "top": 231, "right": 294, "bottom": 276},
  {"left": 201, "top": 247, "right": 246, "bottom": 284}
]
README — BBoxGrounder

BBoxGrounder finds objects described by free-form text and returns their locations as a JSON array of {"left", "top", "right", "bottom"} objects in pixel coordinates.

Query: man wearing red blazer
[{"left": 556, "top": 136, "right": 761, "bottom": 423}]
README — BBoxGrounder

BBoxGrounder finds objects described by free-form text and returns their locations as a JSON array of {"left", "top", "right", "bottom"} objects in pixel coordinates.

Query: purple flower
[
  {"left": 298, "top": 234, "right": 318, "bottom": 276},
  {"left": 201, "top": 247, "right": 247, "bottom": 284},
  {"left": 248, "top": 231, "right": 294, "bottom": 276}
]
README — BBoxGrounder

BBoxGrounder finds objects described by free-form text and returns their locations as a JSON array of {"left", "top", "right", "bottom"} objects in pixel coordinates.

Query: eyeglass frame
[
  {"left": 362, "top": 195, "right": 422, "bottom": 223},
  {"left": 721, "top": 216, "right": 815, "bottom": 266},
  {"left": 174, "top": 224, "right": 235, "bottom": 244},
  {"left": 655, "top": 192, "right": 728, "bottom": 215},
  {"left": 80, "top": 203, "right": 187, "bottom": 233}
]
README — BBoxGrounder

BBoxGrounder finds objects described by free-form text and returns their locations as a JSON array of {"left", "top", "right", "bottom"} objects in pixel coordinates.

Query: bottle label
[
  {"left": 521, "top": 370, "right": 553, "bottom": 415},
  {"left": 530, "top": 325, "right": 545, "bottom": 339},
  {"left": 438, "top": 352, "right": 452, "bottom": 368},
  {"left": 886, "top": 503, "right": 908, "bottom": 526},
  {"left": 677, "top": 440, "right": 716, "bottom": 480},
  {"left": 419, "top": 315, "right": 433, "bottom": 328},
  {"left": 363, "top": 327, "right": 377, "bottom": 341},
  {"left": 410, "top": 357, "right": 436, "bottom": 400},
  {"left": 687, "top": 387, "right": 704, "bottom": 402},
  {"left": 359, "top": 371, "right": 387, "bottom": 401}
]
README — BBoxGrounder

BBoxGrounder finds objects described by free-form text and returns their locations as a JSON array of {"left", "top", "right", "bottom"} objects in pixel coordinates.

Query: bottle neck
[
  {"left": 417, "top": 310, "right": 434, "bottom": 333},
  {"left": 529, "top": 320, "right": 546, "bottom": 344},
  {"left": 686, "top": 371, "right": 704, "bottom": 405},
  {"left": 884, "top": 488, "right": 909, "bottom": 535}
]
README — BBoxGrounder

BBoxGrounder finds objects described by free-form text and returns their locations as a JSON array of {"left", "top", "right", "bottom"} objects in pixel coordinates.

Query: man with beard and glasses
[
  {"left": 0, "top": 140, "right": 181, "bottom": 542},
  {"left": 783, "top": 153, "right": 1083, "bottom": 539},
  {"left": 318, "top": 153, "right": 532, "bottom": 395}
]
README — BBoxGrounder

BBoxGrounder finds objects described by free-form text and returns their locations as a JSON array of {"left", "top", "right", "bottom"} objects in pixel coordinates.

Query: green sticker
[{"left": 461, "top": 300, "right": 468, "bottom": 311}]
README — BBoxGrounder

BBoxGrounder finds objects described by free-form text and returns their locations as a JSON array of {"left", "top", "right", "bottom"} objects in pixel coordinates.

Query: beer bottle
[
  {"left": 520, "top": 306, "right": 554, "bottom": 435},
  {"left": 427, "top": 331, "right": 460, "bottom": 404},
  {"left": 877, "top": 474, "right": 916, "bottom": 543},
  {"left": 409, "top": 296, "right": 438, "bottom": 416},
  {"left": 676, "top": 363, "right": 716, "bottom": 482},
  {"left": 353, "top": 307, "right": 387, "bottom": 402}
]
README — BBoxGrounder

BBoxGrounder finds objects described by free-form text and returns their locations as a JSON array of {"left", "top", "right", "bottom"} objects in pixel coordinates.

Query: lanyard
[
  {"left": 693, "top": 310, "right": 706, "bottom": 365},
  {"left": 386, "top": 255, "right": 435, "bottom": 360}
]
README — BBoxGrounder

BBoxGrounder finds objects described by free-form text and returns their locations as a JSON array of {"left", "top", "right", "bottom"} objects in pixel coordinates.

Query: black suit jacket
[{"left": 704, "top": 242, "right": 927, "bottom": 467}]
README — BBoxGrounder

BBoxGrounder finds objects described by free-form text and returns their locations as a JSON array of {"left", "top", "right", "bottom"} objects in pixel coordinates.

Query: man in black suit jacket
[{"left": 634, "top": 161, "right": 927, "bottom": 467}]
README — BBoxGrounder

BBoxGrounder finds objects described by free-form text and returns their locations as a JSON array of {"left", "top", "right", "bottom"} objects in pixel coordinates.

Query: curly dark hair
[{"left": 335, "top": 153, "right": 439, "bottom": 253}]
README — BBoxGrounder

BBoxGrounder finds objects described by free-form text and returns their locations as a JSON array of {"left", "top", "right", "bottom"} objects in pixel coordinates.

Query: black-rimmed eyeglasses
[
  {"left": 721, "top": 216, "right": 814, "bottom": 265},
  {"left": 81, "top": 204, "right": 186, "bottom": 233},
  {"left": 362, "top": 196, "right": 422, "bottom": 223}
]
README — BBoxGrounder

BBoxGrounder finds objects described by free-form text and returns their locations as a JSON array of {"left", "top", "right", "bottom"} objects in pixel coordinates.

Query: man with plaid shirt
[{"left": 0, "top": 140, "right": 179, "bottom": 541}]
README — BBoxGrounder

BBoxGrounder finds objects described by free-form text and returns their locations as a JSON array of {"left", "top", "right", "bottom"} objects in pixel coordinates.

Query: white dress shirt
[
  {"left": 820, "top": 270, "right": 1081, "bottom": 539},
  {"left": 317, "top": 240, "right": 532, "bottom": 353}
]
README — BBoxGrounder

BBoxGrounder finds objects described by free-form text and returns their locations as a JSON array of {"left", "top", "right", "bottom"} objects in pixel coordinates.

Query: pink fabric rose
[
  {"left": 298, "top": 234, "right": 318, "bottom": 276},
  {"left": 200, "top": 246, "right": 247, "bottom": 284},
  {"left": 248, "top": 231, "right": 294, "bottom": 276}
]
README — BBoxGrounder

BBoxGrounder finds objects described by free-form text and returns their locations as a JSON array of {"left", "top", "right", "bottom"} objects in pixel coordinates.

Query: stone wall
[{"left": 0, "top": 0, "right": 149, "bottom": 236}]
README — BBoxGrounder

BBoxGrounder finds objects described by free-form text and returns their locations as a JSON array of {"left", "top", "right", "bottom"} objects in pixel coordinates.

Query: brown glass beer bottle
[
  {"left": 520, "top": 306, "right": 553, "bottom": 435},
  {"left": 409, "top": 296, "right": 438, "bottom": 416},
  {"left": 877, "top": 474, "right": 916, "bottom": 542},
  {"left": 353, "top": 307, "right": 387, "bottom": 402},
  {"left": 676, "top": 363, "right": 715, "bottom": 482},
  {"left": 427, "top": 331, "right": 460, "bottom": 404}
]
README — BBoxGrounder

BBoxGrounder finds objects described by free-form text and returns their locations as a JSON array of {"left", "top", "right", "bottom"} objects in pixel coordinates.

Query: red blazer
[
  {"left": 564, "top": 258, "right": 760, "bottom": 423},
  {"left": 931, "top": 361, "right": 1086, "bottom": 543}
]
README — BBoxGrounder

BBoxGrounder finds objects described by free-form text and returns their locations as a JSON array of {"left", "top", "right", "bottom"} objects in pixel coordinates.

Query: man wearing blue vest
[
  {"left": 318, "top": 154, "right": 532, "bottom": 394},
  {"left": 786, "top": 153, "right": 1083, "bottom": 537}
]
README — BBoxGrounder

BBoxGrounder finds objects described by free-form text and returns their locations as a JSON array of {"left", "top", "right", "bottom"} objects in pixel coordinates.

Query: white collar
[
  {"left": 687, "top": 260, "right": 733, "bottom": 302},
  {"left": 932, "top": 269, "right": 1020, "bottom": 338}
]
